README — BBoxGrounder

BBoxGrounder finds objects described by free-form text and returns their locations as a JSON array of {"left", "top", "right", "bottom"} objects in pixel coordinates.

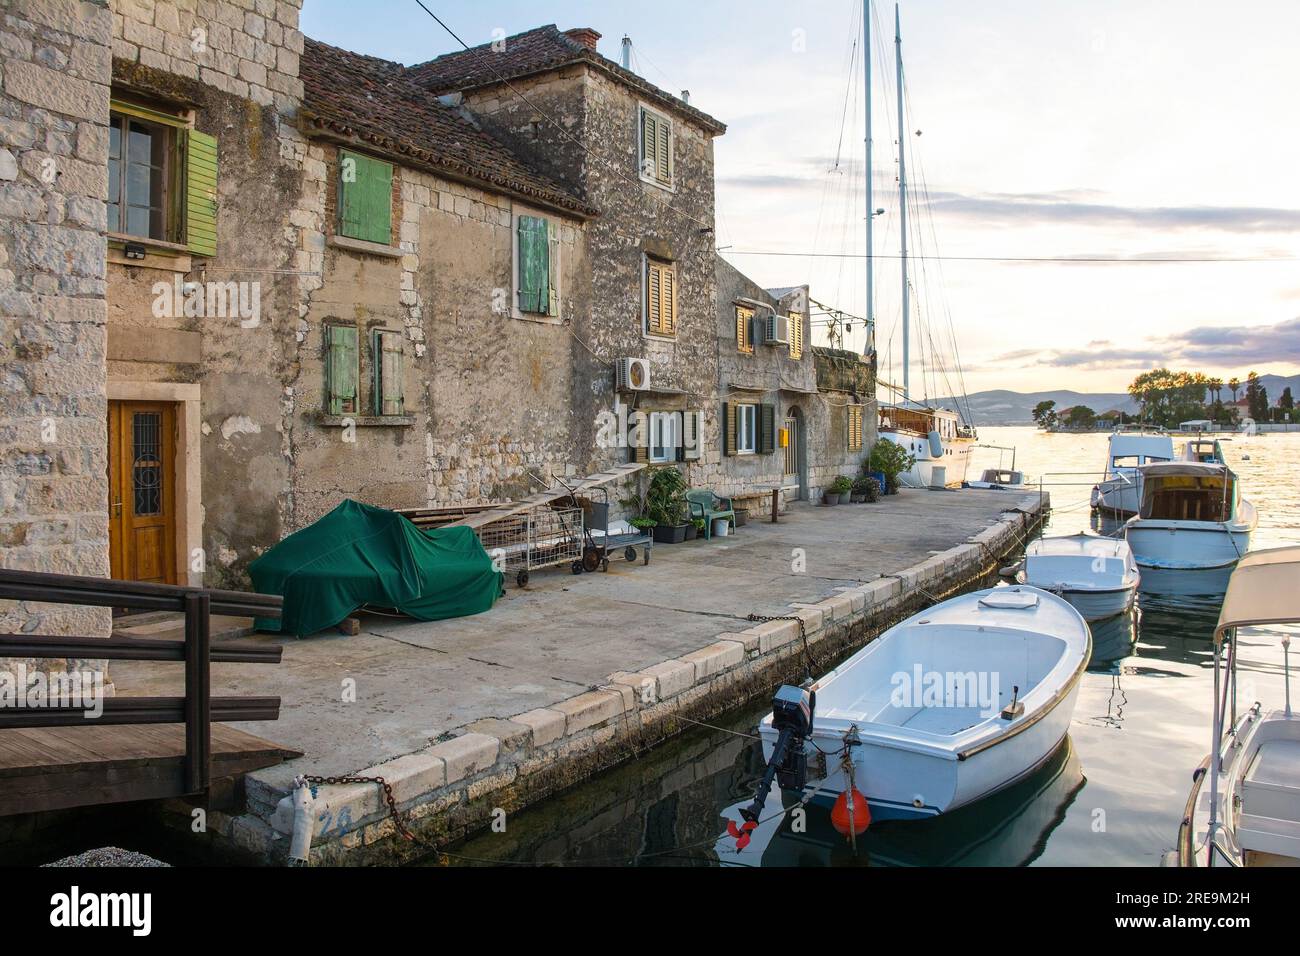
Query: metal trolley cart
[
  {"left": 574, "top": 485, "right": 651, "bottom": 574},
  {"left": 477, "top": 503, "right": 584, "bottom": 588}
]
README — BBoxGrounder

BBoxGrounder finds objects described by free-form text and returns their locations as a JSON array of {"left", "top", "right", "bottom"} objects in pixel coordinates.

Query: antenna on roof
[{"left": 621, "top": 35, "right": 632, "bottom": 69}]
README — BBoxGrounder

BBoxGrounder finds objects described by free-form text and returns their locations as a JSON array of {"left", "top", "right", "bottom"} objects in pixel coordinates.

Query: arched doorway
[{"left": 784, "top": 405, "right": 808, "bottom": 501}]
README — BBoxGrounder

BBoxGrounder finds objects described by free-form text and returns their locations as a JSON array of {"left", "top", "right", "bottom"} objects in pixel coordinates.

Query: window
[
  {"left": 338, "top": 149, "right": 393, "bottom": 245},
  {"left": 788, "top": 310, "right": 804, "bottom": 359},
  {"left": 515, "top": 213, "right": 559, "bottom": 316},
  {"left": 645, "top": 258, "right": 677, "bottom": 337},
  {"left": 108, "top": 101, "right": 218, "bottom": 254},
  {"left": 649, "top": 411, "right": 679, "bottom": 463},
  {"left": 737, "top": 404, "right": 756, "bottom": 454},
  {"left": 639, "top": 105, "right": 673, "bottom": 187},
  {"left": 847, "top": 404, "right": 864, "bottom": 450},
  {"left": 736, "top": 305, "right": 754, "bottom": 353},
  {"left": 372, "top": 330, "right": 404, "bottom": 416},
  {"left": 325, "top": 324, "right": 359, "bottom": 415},
  {"left": 109, "top": 112, "right": 172, "bottom": 240}
]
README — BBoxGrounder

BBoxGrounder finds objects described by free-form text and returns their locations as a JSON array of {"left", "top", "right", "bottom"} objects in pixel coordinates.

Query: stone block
[
  {"left": 680, "top": 640, "right": 744, "bottom": 680},
  {"left": 428, "top": 732, "right": 499, "bottom": 784},
  {"left": 554, "top": 689, "right": 624, "bottom": 735}
]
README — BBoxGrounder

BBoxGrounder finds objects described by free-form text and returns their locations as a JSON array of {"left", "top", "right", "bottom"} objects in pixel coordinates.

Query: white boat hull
[
  {"left": 1092, "top": 475, "right": 1141, "bottom": 516},
  {"left": 880, "top": 430, "right": 975, "bottom": 488},
  {"left": 1057, "top": 584, "right": 1136, "bottom": 622},
  {"left": 1125, "top": 520, "right": 1253, "bottom": 572},
  {"left": 760, "top": 586, "right": 1090, "bottom": 821}
]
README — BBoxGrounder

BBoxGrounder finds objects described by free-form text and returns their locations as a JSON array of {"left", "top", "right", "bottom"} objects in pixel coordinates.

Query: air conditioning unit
[
  {"left": 763, "top": 313, "right": 789, "bottom": 345},
  {"left": 617, "top": 357, "right": 651, "bottom": 391}
]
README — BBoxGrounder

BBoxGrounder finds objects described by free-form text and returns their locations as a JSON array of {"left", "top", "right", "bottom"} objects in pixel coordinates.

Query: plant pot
[
  {"left": 713, "top": 518, "right": 731, "bottom": 537},
  {"left": 734, "top": 508, "right": 749, "bottom": 527},
  {"left": 823, "top": 492, "right": 840, "bottom": 505},
  {"left": 684, "top": 523, "right": 698, "bottom": 541},
  {"left": 870, "top": 470, "right": 887, "bottom": 488},
  {"left": 652, "top": 523, "right": 688, "bottom": 544}
]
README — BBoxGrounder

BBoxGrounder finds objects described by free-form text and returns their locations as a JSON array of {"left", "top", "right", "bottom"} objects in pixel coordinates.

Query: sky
[{"left": 301, "top": 0, "right": 1300, "bottom": 397}]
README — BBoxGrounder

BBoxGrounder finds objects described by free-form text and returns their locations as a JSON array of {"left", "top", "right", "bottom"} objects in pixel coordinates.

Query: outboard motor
[{"left": 740, "top": 682, "right": 815, "bottom": 824}]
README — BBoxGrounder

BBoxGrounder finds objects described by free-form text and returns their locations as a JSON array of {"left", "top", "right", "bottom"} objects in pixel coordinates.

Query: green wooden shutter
[
  {"left": 372, "top": 330, "right": 404, "bottom": 416},
  {"left": 759, "top": 404, "right": 776, "bottom": 454},
  {"left": 326, "top": 324, "right": 358, "bottom": 415},
  {"left": 185, "top": 129, "right": 218, "bottom": 256},
  {"left": 517, "top": 215, "right": 549, "bottom": 313},
  {"left": 546, "top": 219, "right": 560, "bottom": 316},
  {"left": 641, "top": 108, "right": 657, "bottom": 179},
  {"left": 656, "top": 115, "right": 671, "bottom": 184},
  {"left": 338, "top": 150, "right": 393, "bottom": 245},
  {"left": 630, "top": 409, "right": 649, "bottom": 463},
  {"left": 723, "top": 402, "right": 737, "bottom": 456}
]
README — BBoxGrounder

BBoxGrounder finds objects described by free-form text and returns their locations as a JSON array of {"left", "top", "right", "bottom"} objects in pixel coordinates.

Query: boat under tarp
[{"left": 250, "top": 500, "right": 502, "bottom": 636}]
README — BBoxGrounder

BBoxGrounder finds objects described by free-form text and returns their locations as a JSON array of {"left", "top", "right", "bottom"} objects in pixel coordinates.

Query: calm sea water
[{"left": 439, "top": 427, "right": 1300, "bottom": 867}]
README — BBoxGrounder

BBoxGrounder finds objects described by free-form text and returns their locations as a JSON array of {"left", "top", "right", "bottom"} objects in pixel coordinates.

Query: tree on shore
[
  {"left": 1032, "top": 400, "right": 1057, "bottom": 429},
  {"left": 1246, "top": 372, "right": 1269, "bottom": 421},
  {"left": 1063, "top": 405, "right": 1097, "bottom": 428},
  {"left": 1228, "top": 376, "right": 1241, "bottom": 404}
]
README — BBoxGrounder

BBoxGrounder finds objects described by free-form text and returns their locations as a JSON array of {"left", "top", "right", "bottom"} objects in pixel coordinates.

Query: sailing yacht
[{"left": 872, "top": 6, "right": 976, "bottom": 486}]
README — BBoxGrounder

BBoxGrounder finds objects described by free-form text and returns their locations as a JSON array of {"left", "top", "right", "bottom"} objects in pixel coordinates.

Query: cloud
[
  {"left": 925, "top": 190, "right": 1300, "bottom": 233},
  {"left": 989, "top": 316, "right": 1300, "bottom": 370}
]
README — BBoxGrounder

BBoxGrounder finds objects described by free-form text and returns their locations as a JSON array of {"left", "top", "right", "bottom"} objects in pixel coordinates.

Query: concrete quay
[{"left": 110, "top": 487, "right": 1048, "bottom": 864}]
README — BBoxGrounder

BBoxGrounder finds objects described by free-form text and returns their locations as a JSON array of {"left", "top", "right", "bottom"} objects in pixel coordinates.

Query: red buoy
[{"left": 831, "top": 787, "right": 871, "bottom": 837}]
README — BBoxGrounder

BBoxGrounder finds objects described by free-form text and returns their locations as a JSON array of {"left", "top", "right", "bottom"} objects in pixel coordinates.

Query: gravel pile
[{"left": 43, "top": 847, "right": 170, "bottom": 867}]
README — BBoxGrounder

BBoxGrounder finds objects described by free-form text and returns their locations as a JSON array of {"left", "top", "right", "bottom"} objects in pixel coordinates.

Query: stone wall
[
  {"left": 0, "top": 0, "right": 114, "bottom": 653},
  {"left": 809, "top": 347, "right": 878, "bottom": 495}
]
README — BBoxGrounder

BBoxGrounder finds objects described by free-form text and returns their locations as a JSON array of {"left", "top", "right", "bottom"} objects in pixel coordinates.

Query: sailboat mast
[
  {"left": 895, "top": 3, "right": 909, "bottom": 403},
  {"left": 863, "top": 0, "right": 873, "bottom": 356}
]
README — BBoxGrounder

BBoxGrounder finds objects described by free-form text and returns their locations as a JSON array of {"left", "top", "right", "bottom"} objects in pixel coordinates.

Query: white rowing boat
[
  {"left": 755, "top": 586, "right": 1090, "bottom": 821},
  {"left": 1017, "top": 533, "right": 1139, "bottom": 621}
]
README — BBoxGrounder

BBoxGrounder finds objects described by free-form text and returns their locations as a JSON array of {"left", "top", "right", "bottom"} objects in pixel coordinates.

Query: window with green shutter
[
  {"left": 337, "top": 149, "right": 393, "bottom": 245},
  {"left": 639, "top": 106, "right": 672, "bottom": 187},
  {"left": 517, "top": 214, "right": 550, "bottom": 314},
  {"left": 325, "top": 324, "right": 359, "bottom": 415},
  {"left": 759, "top": 404, "right": 776, "bottom": 454},
  {"left": 372, "top": 329, "right": 404, "bottom": 416}
]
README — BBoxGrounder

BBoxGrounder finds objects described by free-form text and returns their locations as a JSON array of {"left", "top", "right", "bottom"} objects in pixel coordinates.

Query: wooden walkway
[{"left": 0, "top": 723, "right": 301, "bottom": 816}]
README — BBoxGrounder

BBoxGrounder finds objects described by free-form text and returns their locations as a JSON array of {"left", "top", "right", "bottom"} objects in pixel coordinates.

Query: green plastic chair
[{"left": 686, "top": 489, "right": 736, "bottom": 539}]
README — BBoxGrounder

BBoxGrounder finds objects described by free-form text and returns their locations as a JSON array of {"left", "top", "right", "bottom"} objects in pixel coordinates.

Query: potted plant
[
  {"left": 868, "top": 438, "right": 915, "bottom": 497},
  {"left": 645, "top": 467, "right": 689, "bottom": 544},
  {"left": 734, "top": 506, "right": 749, "bottom": 527},
  {"left": 855, "top": 475, "right": 881, "bottom": 502},
  {"left": 850, "top": 476, "right": 872, "bottom": 503},
  {"left": 832, "top": 475, "right": 853, "bottom": 503},
  {"left": 822, "top": 485, "right": 839, "bottom": 505},
  {"left": 690, "top": 517, "right": 707, "bottom": 540}
]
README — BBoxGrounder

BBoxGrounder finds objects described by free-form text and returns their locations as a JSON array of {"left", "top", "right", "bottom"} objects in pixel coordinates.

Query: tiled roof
[
  {"left": 408, "top": 25, "right": 727, "bottom": 136},
  {"left": 300, "top": 38, "right": 598, "bottom": 219}
]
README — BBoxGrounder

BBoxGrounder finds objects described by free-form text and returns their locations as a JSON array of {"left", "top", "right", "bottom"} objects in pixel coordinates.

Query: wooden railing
[{"left": 0, "top": 569, "right": 284, "bottom": 795}]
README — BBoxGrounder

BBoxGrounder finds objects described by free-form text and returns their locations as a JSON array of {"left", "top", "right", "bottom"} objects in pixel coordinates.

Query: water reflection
[{"left": 720, "top": 738, "right": 1084, "bottom": 867}]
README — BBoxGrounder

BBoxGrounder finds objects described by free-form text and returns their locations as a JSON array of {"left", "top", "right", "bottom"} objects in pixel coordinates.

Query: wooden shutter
[
  {"left": 326, "top": 324, "right": 358, "bottom": 415},
  {"left": 185, "top": 129, "right": 218, "bottom": 256},
  {"left": 759, "top": 404, "right": 776, "bottom": 454},
  {"left": 723, "top": 402, "right": 738, "bottom": 456},
  {"left": 647, "top": 260, "right": 672, "bottom": 335},
  {"left": 338, "top": 149, "right": 393, "bottom": 245},
  {"left": 546, "top": 219, "right": 560, "bottom": 316},
  {"left": 516, "top": 214, "right": 549, "bottom": 313},
  {"left": 372, "top": 330, "right": 404, "bottom": 416},
  {"left": 656, "top": 115, "right": 671, "bottom": 184},
  {"left": 630, "top": 409, "right": 649, "bottom": 463},
  {"left": 661, "top": 263, "right": 676, "bottom": 335},
  {"left": 788, "top": 311, "right": 804, "bottom": 359},
  {"left": 847, "top": 405, "right": 863, "bottom": 450},
  {"left": 736, "top": 306, "right": 753, "bottom": 353},
  {"left": 641, "top": 108, "right": 657, "bottom": 180},
  {"left": 682, "top": 409, "right": 702, "bottom": 461}
]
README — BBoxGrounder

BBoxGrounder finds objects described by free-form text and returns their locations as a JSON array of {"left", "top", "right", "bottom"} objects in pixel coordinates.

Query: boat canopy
[
  {"left": 1107, "top": 431, "right": 1174, "bottom": 466},
  {"left": 1138, "top": 461, "right": 1237, "bottom": 522},
  {"left": 1214, "top": 546, "right": 1300, "bottom": 644}
]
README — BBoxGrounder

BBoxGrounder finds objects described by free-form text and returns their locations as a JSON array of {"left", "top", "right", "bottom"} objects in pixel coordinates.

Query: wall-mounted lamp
[{"left": 124, "top": 242, "right": 147, "bottom": 260}]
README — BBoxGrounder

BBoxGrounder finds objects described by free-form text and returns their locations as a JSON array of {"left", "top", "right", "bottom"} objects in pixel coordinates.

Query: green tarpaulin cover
[{"left": 249, "top": 500, "right": 502, "bottom": 636}]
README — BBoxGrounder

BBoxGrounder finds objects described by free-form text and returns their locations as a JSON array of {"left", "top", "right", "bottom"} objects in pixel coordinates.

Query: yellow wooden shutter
[
  {"left": 788, "top": 310, "right": 803, "bottom": 359},
  {"left": 736, "top": 306, "right": 753, "bottom": 353},
  {"left": 647, "top": 261, "right": 662, "bottom": 334},
  {"left": 662, "top": 264, "right": 676, "bottom": 334}
]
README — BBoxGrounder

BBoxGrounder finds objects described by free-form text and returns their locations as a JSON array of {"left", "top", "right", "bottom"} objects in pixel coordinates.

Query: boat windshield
[{"left": 1140, "top": 473, "right": 1235, "bottom": 521}]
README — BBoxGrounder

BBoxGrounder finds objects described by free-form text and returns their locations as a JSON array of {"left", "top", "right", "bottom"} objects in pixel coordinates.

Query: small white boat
[
  {"left": 1177, "top": 547, "right": 1300, "bottom": 867},
  {"left": 1124, "top": 462, "right": 1255, "bottom": 590},
  {"left": 753, "top": 586, "right": 1089, "bottom": 821},
  {"left": 1018, "top": 533, "right": 1139, "bottom": 621},
  {"left": 965, "top": 468, "right": 1029, "bottom": 491},
  {"left": 1180, "top": 437, "right": 1227, "bottom": 465},
  {"left": 1091, "top": 428, "right": 1175, "bottom": 516}
]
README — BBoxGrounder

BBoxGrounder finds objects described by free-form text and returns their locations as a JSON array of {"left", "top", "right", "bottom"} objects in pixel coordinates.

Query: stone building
[
  {"left": 409, "top": 25, "right": 728, "bottom": 508},
  {"left": 811, "top": 346, "right": 879, "bottom": 494},
  {"left": 0, "top": 0, "right": 114, "bottom": 652}
]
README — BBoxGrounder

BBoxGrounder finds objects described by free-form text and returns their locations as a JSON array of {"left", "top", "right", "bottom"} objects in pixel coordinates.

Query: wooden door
[{"left": 108, "top": 401, "right": 178, "bottom": 584}]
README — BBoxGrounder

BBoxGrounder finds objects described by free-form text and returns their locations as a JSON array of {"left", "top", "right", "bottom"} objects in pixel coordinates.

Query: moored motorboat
[
  {"left": 1017, "top": 532, "right": 1139, "bottom": 621},
  {"left": 965, "top": 467, "right": 1029, "bottom": 490},
  {"left": 1090, "top": 428, "right": 1175, "bottom": 517},
  {"left": 1176, "top": 547, "right": 1300, "bottom": 867},
  {"left": 1124, "top": 461, "right": 1255, "bottom": 591},
  {"left": 747, "top": 586, "right": 1090, "bottom": 824}
]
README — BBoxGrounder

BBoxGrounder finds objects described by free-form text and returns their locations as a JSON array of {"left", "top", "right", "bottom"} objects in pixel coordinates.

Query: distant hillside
[{"left": 933, "top": 373, "right": 1300, "bottom": 426}]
